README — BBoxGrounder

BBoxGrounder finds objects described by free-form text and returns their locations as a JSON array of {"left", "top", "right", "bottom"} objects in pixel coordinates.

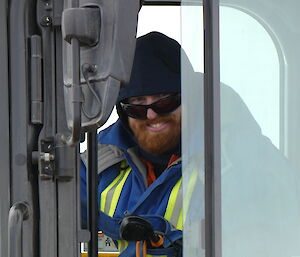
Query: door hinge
[{"left": 30, "top": 35, "right": 43, "bottom": 124}]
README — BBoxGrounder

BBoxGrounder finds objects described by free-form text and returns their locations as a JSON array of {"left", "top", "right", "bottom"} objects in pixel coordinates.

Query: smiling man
[
  {"left": 81, "top": 31, "right": 186, "bottom": 257},
  {"left": 123, "top": 93, "right": 181, "bottom": 156}
]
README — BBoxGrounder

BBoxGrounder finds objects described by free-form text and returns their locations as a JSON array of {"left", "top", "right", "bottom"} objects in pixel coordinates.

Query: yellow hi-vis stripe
[
  {"left": 108, "top": 166, "right": 131, "bottom": 216},
  {"left": 116, "top": 240, "right": 129, "bottom": 252},
  {"left": 183, "top": 170, "right": 198, "bottom": 225},
  {"left": 101, "top": 170, "right": 125, "bottom": 212},
  {"left": 177, "top": 208, "right": 183, "bottom": 230},
  {"left": 164, "top": 178, "right": 182, "bottom": 224}
]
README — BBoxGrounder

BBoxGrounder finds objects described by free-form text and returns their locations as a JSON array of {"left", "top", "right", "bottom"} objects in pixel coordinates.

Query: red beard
[{"left": 129, "top": 112, "right": 181, "bottom": 156}]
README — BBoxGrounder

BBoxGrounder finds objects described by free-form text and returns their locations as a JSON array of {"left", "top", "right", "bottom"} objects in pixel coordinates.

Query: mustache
[{"left": 140, "top": 115, "right": 176, "bottom": 126}]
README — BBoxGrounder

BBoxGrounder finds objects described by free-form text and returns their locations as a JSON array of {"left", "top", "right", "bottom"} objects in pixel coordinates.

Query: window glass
[
  {"left": 220, "top": 7, "right": 280, "bottom": 148},
  {"left": 137, "top": 7, "right": 206, "bottom": 255},
  {"left": 80, "top": 6, "right": 182, "bottom": 153},
  {"left": 137, "top": 6, "right": 181, "bottom": 41},
  {"left": 219, "top": 3, "right": 300, "bottom": 257},
  {"left": 181, "top": 4, "right": 205, "bottom": 257},
  {"left": 182, "top": 2, "right": 300, "bottom": 257},
  {"left": 82, "top": 3, "right": 300, "bottom": 256}
]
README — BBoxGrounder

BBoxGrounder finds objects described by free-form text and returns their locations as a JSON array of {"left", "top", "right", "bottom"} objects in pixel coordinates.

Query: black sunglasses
[{"left": 120, "top": 94, "right": 181, "bottom": 120}]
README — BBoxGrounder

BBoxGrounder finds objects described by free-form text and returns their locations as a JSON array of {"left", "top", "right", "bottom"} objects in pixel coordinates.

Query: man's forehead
[{"left": 127, "top": 93, "right": 170, "bottom": 102}]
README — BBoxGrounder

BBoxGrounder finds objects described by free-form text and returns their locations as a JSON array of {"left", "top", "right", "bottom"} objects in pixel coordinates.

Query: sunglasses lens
[
  {"left": 122, "top": 105, "right": 147, "bottom": 119},
  {"left": 152, "top": 94, "right": 180, "bottom": 115},
  {"left": 121, "top": 94, "right": 181, "bottom": 119}
]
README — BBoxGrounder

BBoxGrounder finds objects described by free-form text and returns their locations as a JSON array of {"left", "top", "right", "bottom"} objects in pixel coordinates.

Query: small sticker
[{"left": 81, "top": 232, "right": 119, "bottom": 253}]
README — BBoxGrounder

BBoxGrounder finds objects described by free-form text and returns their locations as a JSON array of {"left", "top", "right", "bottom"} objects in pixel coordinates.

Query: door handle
[{"left": 8, "top": 202, "right": 30, "bottom": 257}]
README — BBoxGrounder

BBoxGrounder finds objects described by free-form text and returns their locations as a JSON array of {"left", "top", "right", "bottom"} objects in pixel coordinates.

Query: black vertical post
[
  {"left": 87, "top": 131, "right": 98, "bottom": 257},
  {"left": 203, "top": 0, "right": 222, "bottom": 257}
]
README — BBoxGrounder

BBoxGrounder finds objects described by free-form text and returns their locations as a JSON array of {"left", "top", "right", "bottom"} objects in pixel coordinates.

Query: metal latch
[{"left": 32, "top": 140, "right": 55, "bottom": 179}]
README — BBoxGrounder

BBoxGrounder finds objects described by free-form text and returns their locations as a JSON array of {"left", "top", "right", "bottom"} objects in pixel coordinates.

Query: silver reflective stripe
[
  {"left": 127, "top": 147, "right": 148, "bottom": 185},
  {"left": 169, "top": 182, "right": 183, "bottom": 228},
  {"left": 103, "top": 169, "right": 128, "bottom": 214},
  {"left": 81, "top": 144, "right": 125, "bottom": 174},
  {"left": 100, "top": 160, "right": 132, "bottom": 216},
  {"left": 98, "top": 145, "right": 125, "bottom": 174}
]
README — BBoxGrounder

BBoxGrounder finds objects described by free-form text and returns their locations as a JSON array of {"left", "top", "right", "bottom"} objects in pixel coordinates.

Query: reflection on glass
[
  {"left": 182, "top": 69, "right": 205, "bottom": 257},
  {"left": 220, "top": 7, "right": 280, "bottom": 149},
  {"left": 220, "top": 4, "right": 300, "bottom": 257},
  {"left": 220, "top": 82, "right": 300, "bottom": 257},
  {"left": 181, "top": 4, "right": 205, "bottom": 257},
  {"left": 182, "top": 2, "right": 300, "bottom": 257}
]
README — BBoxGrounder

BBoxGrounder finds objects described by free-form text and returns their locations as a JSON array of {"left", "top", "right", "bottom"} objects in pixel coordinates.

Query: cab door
[{"left": 181, "top": 0, "right": 300, "bottom": 257}]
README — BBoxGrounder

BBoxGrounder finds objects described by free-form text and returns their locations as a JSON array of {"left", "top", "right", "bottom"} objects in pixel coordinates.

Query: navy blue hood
[
  {"left": 118, "top": 31, "right": 182, "bottom": 102},
  {"left": 115, "top": 32, "right": 186, "bottom": 170},
  {"left": 116, "top": 31, "right": 193, "bottom": 129}
]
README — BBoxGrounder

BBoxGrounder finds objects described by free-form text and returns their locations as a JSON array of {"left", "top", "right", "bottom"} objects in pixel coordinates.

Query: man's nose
[{"left": 146, "top": 108, "right": 158, "bottom": 120}]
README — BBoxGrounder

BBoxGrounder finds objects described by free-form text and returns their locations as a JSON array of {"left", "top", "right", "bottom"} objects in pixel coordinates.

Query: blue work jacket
[{"left": 81, "top": 120, "right": 183, "bottom": 257}]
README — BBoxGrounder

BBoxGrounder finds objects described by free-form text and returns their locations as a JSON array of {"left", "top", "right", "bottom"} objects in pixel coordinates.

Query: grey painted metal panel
[
  {"left": 36, "top": 1, "right": 81, "bottom": 257},
  {"left": 0, "top": 0, "right": 10, "bottom": 256},
  {"left": 62, "top": 0, "right": 139, "bottom": 132},
  {"left": 9, "top": 0, "right": 39, "bottom": 257},
  {"left": 56, "top": 13, "right": 81, "bottom": 257},
  {"left": 203, "top": 0, "right": 222, "bottom": 257},
  {"left": 37, "top": 0, "right": 58, "bottom": 255}
]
